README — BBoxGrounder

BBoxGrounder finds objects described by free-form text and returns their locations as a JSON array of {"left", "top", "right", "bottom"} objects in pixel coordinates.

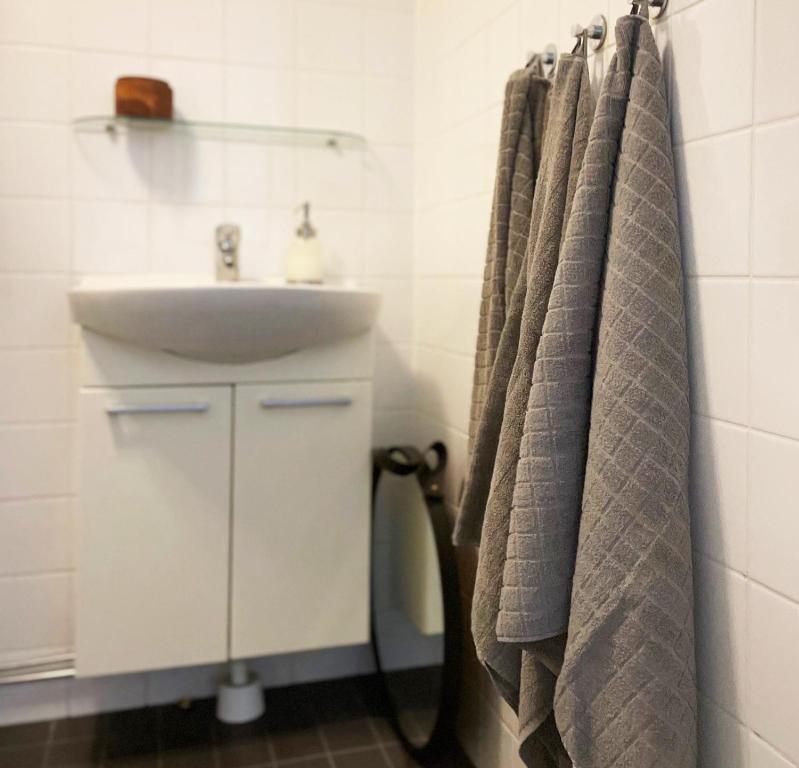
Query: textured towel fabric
[
  {"left": 456, "top": 61, "right": 551, "bottom": 547},
  {"left": 552, "top": 18, "right": 697, "bottom": 768},
  {"left": 469, "top": 55, "right": 594, "bottom": 767}
]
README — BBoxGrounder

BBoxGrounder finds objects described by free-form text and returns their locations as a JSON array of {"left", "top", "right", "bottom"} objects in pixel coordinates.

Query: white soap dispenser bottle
[{"left": 286, "top": 202, "right": 323, "bottom": 284}]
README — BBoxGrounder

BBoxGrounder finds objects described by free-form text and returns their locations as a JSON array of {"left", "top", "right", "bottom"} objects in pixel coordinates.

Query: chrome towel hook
[
  {"left": 571, "top": 14, "right": 608, "bottom": 56},
  {"left": 525, "top": 44, "right": 558, "bottom": 69},
  {"left": 631, "top": 0, "right": 668, "bottom": 20}
]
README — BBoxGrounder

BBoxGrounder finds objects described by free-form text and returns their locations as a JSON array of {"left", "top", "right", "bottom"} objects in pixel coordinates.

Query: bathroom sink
[{"left": 69, "top": 277, "right": 381, "bottom": 364}]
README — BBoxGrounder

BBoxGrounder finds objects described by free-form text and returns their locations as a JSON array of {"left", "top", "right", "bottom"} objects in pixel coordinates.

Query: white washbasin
[{"left": 69, "top": 277, "right": 381, "bottom": 364}]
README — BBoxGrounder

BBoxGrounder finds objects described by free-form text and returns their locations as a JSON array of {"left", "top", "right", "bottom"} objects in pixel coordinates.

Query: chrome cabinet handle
[
  {"left": 106, "top": 403, "right": 210, "bottom": 416},
  {"left": 259, "top": 397, "right": 353, "bottom": 409}
]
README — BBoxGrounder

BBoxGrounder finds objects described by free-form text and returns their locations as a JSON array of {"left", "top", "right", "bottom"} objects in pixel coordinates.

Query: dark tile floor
[{"left": 0, "top": 676, "right": 472, "bottom": 768}]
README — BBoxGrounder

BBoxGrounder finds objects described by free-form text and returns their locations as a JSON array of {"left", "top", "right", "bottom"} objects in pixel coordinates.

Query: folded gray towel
[
  {"left": 456, "top": 60, "right": 551, "bottom": 547},
  {"left": 468, "top": 55, "right": 594, "bottom": 766},
  {"left": 553, "top": 18, "right": 696, "bottom": 768}
]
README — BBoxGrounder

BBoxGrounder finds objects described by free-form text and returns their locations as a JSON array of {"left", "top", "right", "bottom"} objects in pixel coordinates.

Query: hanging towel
[
  {"left": 469, "top": 55, "right": 594, "bottom": 766},
  {"left": 456, "top": 60, "right": 551, "bottom": 547},
  {"left": 550, "top": 17, "right": 696, "bottom": 768}
]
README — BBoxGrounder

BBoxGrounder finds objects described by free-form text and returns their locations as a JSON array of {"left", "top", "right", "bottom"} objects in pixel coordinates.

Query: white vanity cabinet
[
  {"left": 231, "top": 382, "right": 372, "bottom": 659},
  {"left": 74, "top": 331, "right": 374, "bottom": 677},
  {"left": 76, "top": 387, "right": 232, "bottom": 677}
]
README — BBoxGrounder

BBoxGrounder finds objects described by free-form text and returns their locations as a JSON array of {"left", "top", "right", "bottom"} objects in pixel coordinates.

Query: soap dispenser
[{"left": 286, "top": 202, "right": 323, "bottom": 284}]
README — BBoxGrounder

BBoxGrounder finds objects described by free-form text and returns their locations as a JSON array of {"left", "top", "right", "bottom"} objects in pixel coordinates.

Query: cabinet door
[
  {"left": 232, "top": 381, "right": 372, "bottom": 659},
  {"left": 76, "top": 387, "right": 231, "bottom": 676}
]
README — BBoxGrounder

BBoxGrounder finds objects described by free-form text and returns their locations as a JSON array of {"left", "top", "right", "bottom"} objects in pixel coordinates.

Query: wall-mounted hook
[
  {"left": 631, "top": 0, "right": 668, "bottom": 20},
  {"left": 571, "top": 14, "right": 608, "bottom": 53},
  {"left": 525, "top": 44, "right": 558, "bottom": 69}
]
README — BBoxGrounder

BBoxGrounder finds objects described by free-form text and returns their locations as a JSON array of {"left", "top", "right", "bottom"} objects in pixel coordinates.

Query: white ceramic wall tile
[
  {"left": 69, "top": 0, "right": 147, "bottom": 53},
  {"left": 670, "top": 0, "right": 754, "bottom": 144},
  {"left": 0, "top": 424, "right": 74, "bottom": 498},
  {"left": 750, "top": 282, "right": 799, "bottom": 440},
  {"left": 223, "top": 205, "right": 284, "bottom": 279},
  {"left": 751, "top": 120, "right": 799, "bottom": 277},
  {"left": 0, "top": 46, "right": 70, "bottom": 122},
  {"left": 674, "top": 130, "right": 751, "bottom": 277},
  {"left": 362, "top": 211, "right": 413, "bottom": 277},
  {"left": 73, "top": 201, "right": 149, "bottom": 274},
  {"left": 685, "top": 278, "right": 748, "bottom": 425},
  {"left": 0, "top": 200, "right": 70, "bottom": 274},
  {"left": 748, "top": 583, "right": 799, "bottom": 764},
  {"left": 413, "top": 277, "right": 481, "bottom": 356},
  {"left": 361, "top": 277, "right": 413, "bottom": 344},
  {"left": 373, "top": 343, "right": 414, "bottom": 409},
  {"left": 72, "top": 133, "right": 150, "bottom": 201},
  {"left": 0, "top": 276, "right": 70, "bottom": 348},
  {"left": 690, "top": 416, "right": 747, "bottom": 572},
  {"left": 297, "top": 1, "right": 362, "bottom": 73},
  {"left": 362, "top": 76, "right": 413, "bottom": 144},
  {"left": 0, "top": 573, "right": 71, "bottom": 654},
  {"left": 148, "top": 203, "right": 222, "bottom": 275},
  {"left": 750, "top": 735, "right": 797, "bottom": 768},
  {"left": 148, "top": 0, "right": 223, "bottom": 59},
  {"left": 311, "top": 208, "right": 364, "bottom": 278},
  {"left": 67, "top": 673, "right": 146, "bottom": 717},
  {"left": 150, "top": 136, "right": 224, "bottom": 204},
  {"left": 0, "top": 0, "right": 71, "bottom": 46},
  {"left": 362, "top": 8, "right": 413, "bottom": 78},
  {"left": 147, "top": 58, "right": 224, "bottom": 122},
  {"left": 414, "top": 346, "right": 472, "bottom": 432},
  {"left": 296, "top": 148, "right": 362, "bottom": 209},
  {"left": 224, "top": 144, "right": 295, "bottom": 206},
  {"left": 0, "top": 350, "right": 72, "bottom": 424},
  {"left": 0, "top": 124, "right": 69, "bottom": 198},
  {"left": 224, "top": 0, "right": 295, "bottom": 68},
  {"left": 0, "top": 498, "right": 72, "bottom": 576},
  {"left": 224, "top": 64, "right": 295, "bottom": 124},
  {"left": 485, "top": 2, "right": 522, "bottom": 110},
  {"left": 364, "top": 145, "right": 413, "bottom": 211},
  {"left": 697, "top": 696, "right": 749, "bottom": 768},
  {"left": 748, "top": 431, "right": 799, "bottom": 604},
  {"left": 693, "top": 555, "right": 748, "bottom": 718},
  {"left": 69, "top": 51, "right": 148, "bottom": 119},
  {"left": 754, "top": 0, "right": 799, "bottom": 125},
  {"left": 297, "top": 72, "right": 363, "bottom": 134}
]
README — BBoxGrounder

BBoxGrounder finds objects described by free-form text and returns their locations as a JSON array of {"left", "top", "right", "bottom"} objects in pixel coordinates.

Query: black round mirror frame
[{"left": 370, "top": 442, "right": 463, "bottom": 765}]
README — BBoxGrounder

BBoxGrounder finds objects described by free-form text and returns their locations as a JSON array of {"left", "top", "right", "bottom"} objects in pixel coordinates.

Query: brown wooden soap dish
[{"left": 115, "top": 76, "right": 173, "bottom": 119}]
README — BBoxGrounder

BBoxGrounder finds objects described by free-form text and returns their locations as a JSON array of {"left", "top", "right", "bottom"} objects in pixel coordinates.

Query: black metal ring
[{"left": 370, "top": 442, "right": 462, "bottom": 765}]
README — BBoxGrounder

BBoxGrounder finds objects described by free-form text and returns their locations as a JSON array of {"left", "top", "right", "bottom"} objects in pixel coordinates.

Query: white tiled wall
[
  {"left": 0, "top": 0, "right": 413, "bottom": 720},
  {"left": 412, "top": 0, "right": 799, "bottom": 766}
]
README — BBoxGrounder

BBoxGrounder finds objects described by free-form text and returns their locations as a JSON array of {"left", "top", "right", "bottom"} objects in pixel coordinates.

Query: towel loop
[
  {"left": 570, "top": 14, "right": 607, "bottom": 55},
  {"left": 631, "top": 0, "right": 668, "bottom": 19},
  {"left": 525, "top": 44, "right": 557, "bottom": 69}
]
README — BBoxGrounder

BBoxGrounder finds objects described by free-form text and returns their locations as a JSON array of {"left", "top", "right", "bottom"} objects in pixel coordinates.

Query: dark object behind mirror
[{"left": 371, "top": 443, "right": 462, "bottom": 765}]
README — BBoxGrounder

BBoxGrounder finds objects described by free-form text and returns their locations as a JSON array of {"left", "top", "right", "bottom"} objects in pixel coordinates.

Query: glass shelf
[{"left": 72, "top": 115, "right": 367, "bottom": 151}]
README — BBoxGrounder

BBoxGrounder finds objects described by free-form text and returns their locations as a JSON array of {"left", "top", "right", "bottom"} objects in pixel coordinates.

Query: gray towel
[
  {"left": 469, "top": 55, "right": 594, "bottom": 766},
  {"left": 457, "top": 61, "right": 551, "bottom": 547},
  {"left": 552, "top": 18, "right": 697, "bottom": 768}
]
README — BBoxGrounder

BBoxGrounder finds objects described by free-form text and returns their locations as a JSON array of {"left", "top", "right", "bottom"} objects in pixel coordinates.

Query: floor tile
[
  {"left": 0, "top": 743, "right": 46, "bottom": 768},
  {"left": 52, "top": 716, "right": 104, "bottom": 744},
  {"left": 160, "top": 745, "right": 217, "bottom": 768},
  {"left": 332, "top": 747, "right": 392, "bottom": 768},
  {"left": 218, "top": 735, "right": 273, "bottom": 767},
  {"left": 0, "top": 720, "right": 50, "bottom": 746},
  {"left": 45, "top": 739, "right": 102, "bottom": 767},
  {"left": 321, "top": 717, "right": 376, "bottom": 751},
  {"left": 270, "top": 727, "right": 324, "bottom": 762}
]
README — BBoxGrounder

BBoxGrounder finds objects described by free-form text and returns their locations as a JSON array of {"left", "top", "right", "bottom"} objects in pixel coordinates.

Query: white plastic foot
[{"left": 216, "top": 661, "right": 265, "bottom": 724}]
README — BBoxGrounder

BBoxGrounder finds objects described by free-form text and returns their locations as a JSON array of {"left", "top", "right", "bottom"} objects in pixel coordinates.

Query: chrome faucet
[{"left": 215, "top": 224, "right": 240, "bottom": 282}]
